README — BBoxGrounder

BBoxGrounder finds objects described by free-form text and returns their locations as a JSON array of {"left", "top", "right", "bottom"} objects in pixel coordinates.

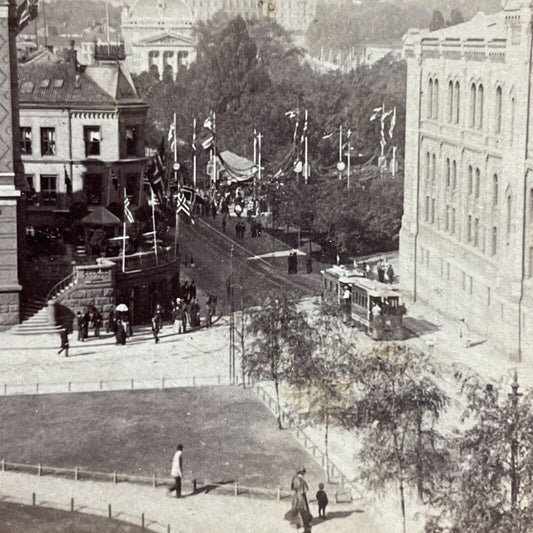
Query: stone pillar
[
  {"left": 158, "top": 50, "right": 164, "bottom": 80},
  {"left": 0, "top": 0, "right": 23, "bottom": 325}
]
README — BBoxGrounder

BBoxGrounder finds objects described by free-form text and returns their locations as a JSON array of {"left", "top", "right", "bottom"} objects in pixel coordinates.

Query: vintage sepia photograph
[{"left": 0, "top": 0, "right": 529, "bottom": 531}]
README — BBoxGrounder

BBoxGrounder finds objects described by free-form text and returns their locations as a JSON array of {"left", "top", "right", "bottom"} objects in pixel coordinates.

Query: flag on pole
[
  {"left": 370, "top": 107, "right": 382, "bottom": 122},
  {"left": 168, "top": 122, "right": 176, "bottom": 152},
  {"left": 192, "top": 120, "right": 197, "bottom": 154},
  {"left": 203, "top": 112, "right": 215, "bottom": 132},
  {"left": 176, "top": 190, "right": 194, "bottom": 224},
  {"left": 389, "top": 106, "right": 397, "bottom": 139},
  {"left": 124, "top": 192, "right": 134, "bottom": 224},
  {"left": 322, "top": 132, "right": 334, "bottom": 140},
  {"left": 64, "top": 166, "right": 72, "bottom": 197},
  {"left": 16, "top": 0, "right": 38, "bottom": 35},
  {"left": 285, "top": 110, "right": 297, "bottom": 119},
  {"left": 300, "top": 111, "right": 308, "bottom": 144},
  {"left": 201, "top": 134, "right": 214, "bottom": 150}
]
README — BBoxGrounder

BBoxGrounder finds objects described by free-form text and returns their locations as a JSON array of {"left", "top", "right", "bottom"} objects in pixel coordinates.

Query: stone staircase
[{"left": 10, "top": 297, "right": 63, "bottom": 336}]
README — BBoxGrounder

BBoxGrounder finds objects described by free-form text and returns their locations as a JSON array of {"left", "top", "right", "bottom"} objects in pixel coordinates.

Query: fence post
[
  {"left": 100, "top": 380, "right": 103, "bottom": 390},
  {"left": 1, "top": 459, "right": 4, "bottom": 471},
  {"left": 68, "top": 382, "right": 71, "bottom": 392},
  {"left": 234, "top": 482, "right": 238, "bottom": 496},
  {"left": 70, "top": 498, "right": 74, "bottom": 512},
  {"left": 113, "top": 471, "right": 117, "bottom": 484},
  {"left": 161, "top": 377, "right": 165, "bottom": 389},
  {"left": 75, "top": 467, "right": 79, "bottom": 481},
  {"left": 193, "top": 478, "right": 197, "bottom": 493},
  {"left": 277, "top": 487, "right": 281, "bottom": 501},
  {"left": 141, "top": 513, "right": 145, "bottom": 529},
  {"left": 152, "top": 474, "right": 156, "bottom": 488},
  {"left": 167, "top": 525, "right": 171, "bottom": 533},
  {"left": 193, "top": 376, "right": 195, "bottom": 386},
  {"left": 108, "top": 504, "right": 112, "bottom": 518},
  {"left": 36, "top": 383, "right": 39, "bottom": 393},
  {"left": 38, "top": 463, "right": 42, "bottom": 476},
  {"left": 218, "top": 374, "right": 221, "bottom": 385},
  {"left": 32, "top": 492, "right": 36, "bottom": 506},
  {"left": 131, "top": 379, "right": 134, "bottom": 390}
]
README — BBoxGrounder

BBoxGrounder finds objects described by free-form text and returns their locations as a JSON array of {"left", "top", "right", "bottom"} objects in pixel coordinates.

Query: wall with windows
[{"left": 400, "top": 6, "right": 533, "bottom": 361}]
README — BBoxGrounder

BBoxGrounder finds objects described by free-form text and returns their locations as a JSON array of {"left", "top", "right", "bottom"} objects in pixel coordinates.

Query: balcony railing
[{"left": 99, "top": 247, "right": 177, "bottom": 273}]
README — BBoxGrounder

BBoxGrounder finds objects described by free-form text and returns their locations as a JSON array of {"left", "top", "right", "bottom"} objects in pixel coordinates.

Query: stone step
[{"left": 10, "top": 326, "right": 63, "bottom": 335}]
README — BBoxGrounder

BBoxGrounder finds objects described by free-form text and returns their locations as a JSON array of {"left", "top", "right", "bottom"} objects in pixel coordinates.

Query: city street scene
[{"left": 0, "top": 0, "right": 531, "bottom": 531}]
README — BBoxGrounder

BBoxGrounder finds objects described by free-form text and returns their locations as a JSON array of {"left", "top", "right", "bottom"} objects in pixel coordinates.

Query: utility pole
[
  {"left": 229, "top": 244, "right": 235, "bottom": 385},
  {"left": 347, "top": 128, "right": 352, "bottom": 190}
]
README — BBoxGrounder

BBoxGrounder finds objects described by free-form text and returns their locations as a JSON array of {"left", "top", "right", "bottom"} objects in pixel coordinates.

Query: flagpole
[
  {"left": 253, "top": 129, "right": 257, "bottom": 200},
  {"left": 213, "top": 112, "right": 217, "bottom": 187},
  {"left": 173, "top": 112, "right": 178, "bottom": 186},
  {"left": 339, "top": 125, "right": 343, "bottom": 180},
  {"left": 105, "top": 0, "right": 110, "bottom": 52},
  {"left": 347, "top": 130, "right": 351, "bottom": 190},
  {"left": 193, "top": 118, "right": 197, "bottom": 189},
  {"left": 122, "top": 188, "right": 127, "bottom": 273},
  {"left": 258, "top": 132, "right": 262, "bottom": 198},
  {"left": 304, "top": 109, "right": 308, "bottom": 184},
  {"left": 151, "top": 187, "right": 158, "bottom": 265}
]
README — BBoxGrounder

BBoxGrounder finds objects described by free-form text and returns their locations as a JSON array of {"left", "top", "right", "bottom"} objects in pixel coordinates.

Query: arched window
[
  {"left": 448, "top": 81, "right": 453, "bottom": 123},
  {"left": 427, "top": 79, "right": 433, "bottom": 118},
  {"left": 475, "top": 168, "right": 480, "bottom": 198},
  {"left": 452, "top": 160, "right": 457, "bottom": 189},
  {"left": 470, "top": 83, "right": 477, "bottom": 127},
  {"left": 495, "top": 86, "right": 502, "bottom": 134},
  {"left": 454, "top": 81, "right": 460, "bottom": 124},
  {"left": 433, "top": 79, "right": 439, "bottom": 119},
  {"left": 468, "top": 165, "right": 473, "bottom": 195},
  {"left": 477, "top": 84, "right": 484, "bottom": 129},
  {"left": 446, "top": 158, "right": 450, "bottom": 186},
  {"left": 493, "top": 174, "right": 498, "bottom": 205}
]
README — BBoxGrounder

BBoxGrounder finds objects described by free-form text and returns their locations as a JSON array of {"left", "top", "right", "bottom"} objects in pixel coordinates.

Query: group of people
[
  {"left": 285, "top": 467, "right": 329, "bottom": 531},
  {"left": 287, "top": 252, "right": 299, "bottom": 275},
  {"left": 234, "top": 221, "right": 247, "bottom": 239},
  {"left": 376, "top": 260, "right": 395, "bottom": 284},
  {"left": 76, "top": 308, "right": 103, "bottom": 341}
]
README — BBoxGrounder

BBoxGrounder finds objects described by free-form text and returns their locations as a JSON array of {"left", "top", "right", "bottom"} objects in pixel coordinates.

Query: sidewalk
[{"left": 0, "top": 471, "right": 386, "bottom": 533}]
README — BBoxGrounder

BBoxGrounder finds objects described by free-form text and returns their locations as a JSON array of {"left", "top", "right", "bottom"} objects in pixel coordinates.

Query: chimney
[{"left": 67, "top": 40, "right": 78, "bottom": 70}]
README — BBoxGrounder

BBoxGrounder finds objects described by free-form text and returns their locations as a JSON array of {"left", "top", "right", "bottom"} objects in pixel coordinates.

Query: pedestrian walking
[
  {"left": 284, "top": 467, "right": 312, "bottom": 532},
  {"left": 151, "top": 311, "right": 162, "bottom": 344},
  {"left": 387, "top": 263, "right": 394, "bottom": 284},
  {"left": 168, "top": 444, "right": 183, "bottom": 498},
  {"left": 222, "top": 215, "right": 227, "bottom": 233},
  {"left": 57, "top": 329, "right": 69, "bottom": 357},
  {"left": 316, "top": 483, "right": 328, "bottom": 519},
  {"left": 115, "top": 319, "right": 126, "bottom": 345},
  {"left": 76, "top": 312, "right": 83, "bottom": 341},
  {"left": 93, "top": 308, "right": 102, "bottom": 338},
  {"left": 82, "top": 309, "right": 90, "bottom": 341},
  {"left": 106, "top": 309, "right": 115, "bottom": 334}
]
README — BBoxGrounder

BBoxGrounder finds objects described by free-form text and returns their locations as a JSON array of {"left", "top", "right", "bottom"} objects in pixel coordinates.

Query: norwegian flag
[
  {"left": 16, "top": 0, "right": 38, "bottom": 35},
  {"left": 124, "top": 191, "right": 135, "bottom": 224},
  {"left": 176, "top": 190, "right": 194, "bottom": 224}
]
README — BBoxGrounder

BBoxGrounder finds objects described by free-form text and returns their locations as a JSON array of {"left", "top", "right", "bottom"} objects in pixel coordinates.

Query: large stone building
[
  {"left": 18, "top": 45, "right": 148, "bottom": 227},
  {"left": 121, "top": 0, "right": 197, "bottom": 78},
  {"left": 400, "top": 1, "right": 533, "bottom": 361},
  {"left": 120, "top": 0, "right": 318, "bottom": 77}
]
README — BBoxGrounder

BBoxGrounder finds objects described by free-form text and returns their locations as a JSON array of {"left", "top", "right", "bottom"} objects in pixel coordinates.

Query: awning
[{"left": 81, "top": 206, "right": 122, "bottom": 226}]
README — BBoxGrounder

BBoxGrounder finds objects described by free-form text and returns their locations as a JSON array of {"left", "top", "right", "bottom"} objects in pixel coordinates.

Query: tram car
[{"left": 322, "top": 264, "right": 406, "bottom": 341}]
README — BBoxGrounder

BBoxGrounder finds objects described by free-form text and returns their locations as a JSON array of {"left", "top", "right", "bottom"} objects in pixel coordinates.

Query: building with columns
[
  {"left": 400, "top": 0, "right": 533, "bottom": 361},
  {"left": 120, "top": 0, "right": 319, "bottom": 77},
  {"left": 121, "top": 0, "right": 197, "bottom": 79}
]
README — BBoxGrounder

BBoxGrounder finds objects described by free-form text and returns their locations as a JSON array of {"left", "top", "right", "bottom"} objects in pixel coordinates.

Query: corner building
[{"left": 400, "top": 1, "right": 533, "bottom": 361}]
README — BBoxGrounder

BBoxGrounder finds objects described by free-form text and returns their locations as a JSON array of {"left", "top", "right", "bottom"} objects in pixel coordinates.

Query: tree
[
  {"left": 343, "top": 345, "right": 449, "bottom": 533},
  {"left": 288, "top": 300, "right": 356, "bottom": 475},
  {"left": 430, "top": 10, "right": 446, "bottom": 31},
  {"left": 428, "top": 373, "right": 533, "bottom": 533},
  {"left": 448, "top": 9, "right": 464, "bottom": 27},
  {"left": 245, "top": 292, "right": 312, "bottom": 429}
]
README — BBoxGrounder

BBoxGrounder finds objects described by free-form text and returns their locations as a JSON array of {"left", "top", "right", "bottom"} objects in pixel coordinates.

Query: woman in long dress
[{"left": 285, "top": 467, "right": 312, "bottom": 531}]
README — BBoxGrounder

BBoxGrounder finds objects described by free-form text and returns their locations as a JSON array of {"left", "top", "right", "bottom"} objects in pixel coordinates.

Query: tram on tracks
[{"left": 321, "top": 264, "right": 406, "bottom": 340}]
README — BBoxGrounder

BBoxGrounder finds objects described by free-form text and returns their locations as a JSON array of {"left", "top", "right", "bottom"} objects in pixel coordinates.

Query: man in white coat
[{"left": 168, "top": 444, "right": 183, "bottom": 498}]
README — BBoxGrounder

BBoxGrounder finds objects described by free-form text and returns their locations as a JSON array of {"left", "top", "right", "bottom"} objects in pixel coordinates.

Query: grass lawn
[
  {"left": 0, "top": 502, "right": 144, "bottom": 533},
  {"left": 0, "top": 386, "right": 325, "bottom": 489}
]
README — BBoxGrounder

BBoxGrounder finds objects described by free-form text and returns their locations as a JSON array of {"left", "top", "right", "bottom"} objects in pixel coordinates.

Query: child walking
[{"left": 316, "top": 482, "right": 328, "bottom": 518}]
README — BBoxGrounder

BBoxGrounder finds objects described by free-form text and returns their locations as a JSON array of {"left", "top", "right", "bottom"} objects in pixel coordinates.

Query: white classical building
[
  {"left": 400, "top": 1, "right": 533, "bottom": 362},
  {"left": 121, "top": 0, "right": 197, "bottom": 79},
  {"left": 120, "top": 0, "right": 319, "bottom": 77}
]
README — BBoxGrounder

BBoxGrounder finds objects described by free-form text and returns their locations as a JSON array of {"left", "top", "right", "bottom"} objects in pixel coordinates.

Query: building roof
[
  {"left": 427, "top": 11, "right": 505, "bottom": 41},
  {"left": 127, "top": 0, "right": 194, "bottom": 21},
  {"left": 18, "top": 60, "right": 145, "bottom": 107}
]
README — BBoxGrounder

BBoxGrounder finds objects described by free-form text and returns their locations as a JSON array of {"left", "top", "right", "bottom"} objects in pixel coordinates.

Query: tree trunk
[
  {"left": 275, "top": 378, "right": 282, "bottom": 430},
  {"left": 399, "top": 477, "right": 407, "bottom": 533},
  {"left": 416, "top": 413, "right": 423, "bottom": 502}
]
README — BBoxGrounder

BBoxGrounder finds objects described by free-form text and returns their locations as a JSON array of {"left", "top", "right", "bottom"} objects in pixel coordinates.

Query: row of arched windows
[{"left": 426, "top": 77, "right": 505, "bottom": 134}]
